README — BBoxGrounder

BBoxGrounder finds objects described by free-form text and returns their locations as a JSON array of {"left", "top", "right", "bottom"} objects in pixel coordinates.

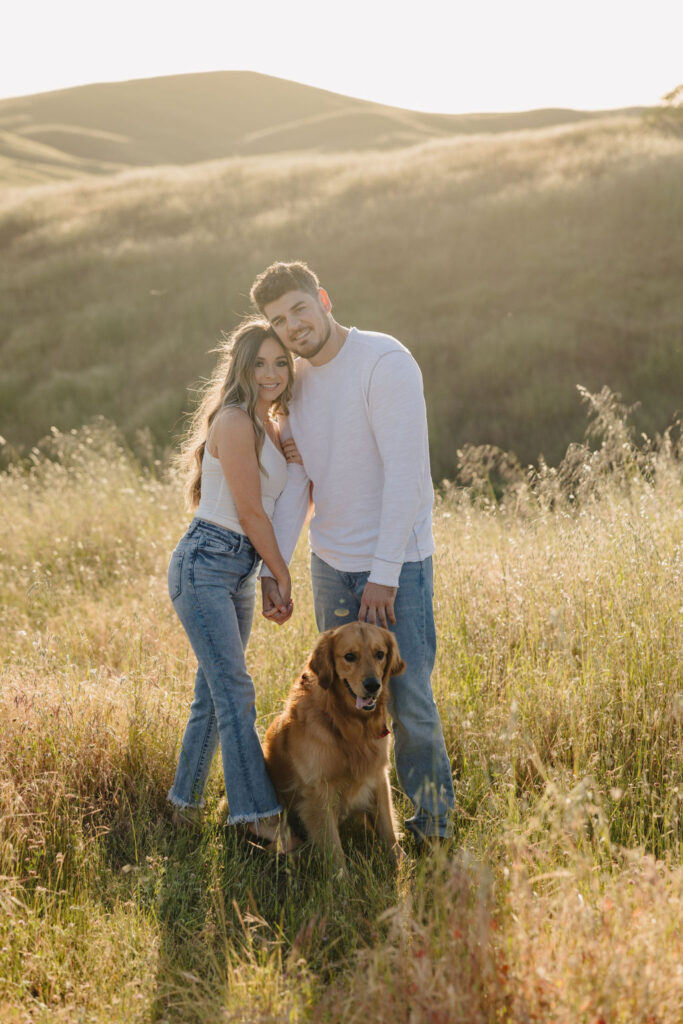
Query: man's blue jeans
[
  {"left": 310, "top": 553, "right": 455, "bottom": 838},
  {"left": 167, "top": 518, "right": 282, "bottom": 825}
]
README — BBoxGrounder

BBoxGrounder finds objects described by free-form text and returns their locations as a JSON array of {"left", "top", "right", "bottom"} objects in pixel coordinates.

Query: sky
[{"left": 4, "top": 0, "right": 682, "bottom": 113}]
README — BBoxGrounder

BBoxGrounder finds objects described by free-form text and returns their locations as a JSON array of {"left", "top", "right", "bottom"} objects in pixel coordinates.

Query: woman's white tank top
[{"left": 195, "top": 420, "right": 288, "bottom": 535}]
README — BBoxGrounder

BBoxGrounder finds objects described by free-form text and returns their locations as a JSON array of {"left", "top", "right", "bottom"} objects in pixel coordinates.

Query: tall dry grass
[
  {"left": 0, "top": 392, "right": 681, "bottom": 1022},
  {"left": 2, "top": 114, "right": 682, "bottom": 477}
]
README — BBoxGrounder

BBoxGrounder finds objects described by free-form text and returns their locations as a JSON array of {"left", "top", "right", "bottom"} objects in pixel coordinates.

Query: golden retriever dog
[{"left": 263, "top": 621, "right": 405, "bottom": 871}]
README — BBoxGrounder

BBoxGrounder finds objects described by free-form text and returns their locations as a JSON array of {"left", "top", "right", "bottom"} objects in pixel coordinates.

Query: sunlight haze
[{"left": 5, "top": 0, "right": 682, "bottom": 111}]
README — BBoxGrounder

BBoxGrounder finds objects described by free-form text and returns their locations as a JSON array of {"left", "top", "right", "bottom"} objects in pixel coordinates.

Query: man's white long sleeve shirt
[{"left": 269, "top": 328, "right": 435, "bottom": 589}]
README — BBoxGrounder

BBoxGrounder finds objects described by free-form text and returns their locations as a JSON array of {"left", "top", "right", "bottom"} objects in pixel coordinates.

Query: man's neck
[{"left": 309, "top": 320, "right": 350, "bottom": 367}]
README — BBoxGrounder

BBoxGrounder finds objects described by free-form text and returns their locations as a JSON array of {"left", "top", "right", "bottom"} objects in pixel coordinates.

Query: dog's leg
[
  {"left": 297, "top": 789, "right": 346, "bottom": 872},
  {"left": 371, "top": 774, "right": 401, "bottom": 866}
]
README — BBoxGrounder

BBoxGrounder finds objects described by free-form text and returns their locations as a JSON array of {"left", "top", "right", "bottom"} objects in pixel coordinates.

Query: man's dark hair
[{"left": 250, "top": 261, "right": 321, "bottom": 312}]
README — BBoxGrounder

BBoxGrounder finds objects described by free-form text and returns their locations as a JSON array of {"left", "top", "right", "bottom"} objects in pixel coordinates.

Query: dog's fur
[{"left": 263, "top": 621, "right": 405, "bottom": 870}]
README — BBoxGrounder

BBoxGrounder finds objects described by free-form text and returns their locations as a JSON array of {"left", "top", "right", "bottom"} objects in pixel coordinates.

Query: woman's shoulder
[
  {"left": 208, "top": 406, "right": 255, "bottom": 455},
  {"left": 214, "top": 404, "right": 250, "bottom": 425}
]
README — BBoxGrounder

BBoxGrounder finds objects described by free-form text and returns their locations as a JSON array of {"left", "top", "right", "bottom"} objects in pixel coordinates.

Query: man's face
[{"left": 263, "top": 289, "right": 331, "bottom": 361}]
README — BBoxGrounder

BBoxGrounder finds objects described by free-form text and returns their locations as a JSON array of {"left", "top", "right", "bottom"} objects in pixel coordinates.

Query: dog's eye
[
  {"left": 343, "top": 652, "right": 357, "bottom": 663},
  {"left": 375, "top": 651, "right": 385, "bottom": 660}
]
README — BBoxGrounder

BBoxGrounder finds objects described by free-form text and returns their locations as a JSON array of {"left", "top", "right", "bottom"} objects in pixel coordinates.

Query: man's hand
[
  {"left": 261, "top": 576, "right": 294, "bottom": 625},
  {"left": 358, "top": 582, "right": 397, "bottom": 628}
]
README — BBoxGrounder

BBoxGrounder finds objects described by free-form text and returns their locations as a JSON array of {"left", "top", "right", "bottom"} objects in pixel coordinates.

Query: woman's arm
[{"left": 210, "top": 409, "right": 292, "bottom": 609}]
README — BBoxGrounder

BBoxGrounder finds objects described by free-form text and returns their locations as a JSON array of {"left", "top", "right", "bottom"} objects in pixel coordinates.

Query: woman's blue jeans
[
  {"left": 167, "top": 518, "right": 282, "bottom": 825},
  {"left": 311, "top": 553, "right": 455, "bottom": 839}
]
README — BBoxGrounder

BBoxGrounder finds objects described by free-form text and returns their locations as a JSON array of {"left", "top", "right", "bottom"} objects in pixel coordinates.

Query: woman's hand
[{"left": 282, "top": 438, "right": 303, "bottom": 465}]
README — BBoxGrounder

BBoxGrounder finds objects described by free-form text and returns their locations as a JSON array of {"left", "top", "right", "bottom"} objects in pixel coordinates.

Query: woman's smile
[{"left": 254, "top": 337, "right": 290, "bottom": 402}]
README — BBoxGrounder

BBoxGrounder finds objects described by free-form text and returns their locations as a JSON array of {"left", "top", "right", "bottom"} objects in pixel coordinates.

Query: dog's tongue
[{"left": 356, "top": 695, "right": 374, "bottom": 710}]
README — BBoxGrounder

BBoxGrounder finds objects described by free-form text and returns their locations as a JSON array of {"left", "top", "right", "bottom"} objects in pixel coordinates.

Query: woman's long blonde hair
[{"left": 177, "top": 318, "right": 294, "bottom": 510}]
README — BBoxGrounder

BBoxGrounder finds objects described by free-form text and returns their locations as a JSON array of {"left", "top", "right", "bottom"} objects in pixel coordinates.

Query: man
[{"left": 250, "top": 260, "right": 455, "bottom": 843}]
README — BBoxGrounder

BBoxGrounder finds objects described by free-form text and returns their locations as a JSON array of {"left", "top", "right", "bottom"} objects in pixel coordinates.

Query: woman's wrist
[{"left": 275, "top": 567, "right": 291, "bottom": 589}]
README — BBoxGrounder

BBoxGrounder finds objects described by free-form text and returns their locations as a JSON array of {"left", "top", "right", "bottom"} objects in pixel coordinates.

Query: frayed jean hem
[
  {"left": 167, "top": 789, "right": 206, "bottom": 810},
  {"left": 403, "top": 816, "right": 453, "bottom": 840},
  {"left": 225, "top": 806, "right": 283, "bottom": 827}
]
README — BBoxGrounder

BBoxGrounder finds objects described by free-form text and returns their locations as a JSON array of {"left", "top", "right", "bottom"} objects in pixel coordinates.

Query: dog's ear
[
  {"left": 382, "top": 630, "right": 406, "bottom": 682},
  {"left": 309, "top": 630, "right": 336, "bottom": 690}
]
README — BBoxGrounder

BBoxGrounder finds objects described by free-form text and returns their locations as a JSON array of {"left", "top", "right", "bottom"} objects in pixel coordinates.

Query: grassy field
[
  {"left": 2, "top": 111, "right": 682, "bottom": 479},
  {"left": 1, "top": 394, "right": 681, "bottom": 1022}
]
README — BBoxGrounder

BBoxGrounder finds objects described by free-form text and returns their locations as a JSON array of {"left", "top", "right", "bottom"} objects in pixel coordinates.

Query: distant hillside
[
  {"left": 0, "top": 71, "right": 641, "bottom": 187},
  {"left": 1, "top": 112, "right": 681, "bottom": 479}
]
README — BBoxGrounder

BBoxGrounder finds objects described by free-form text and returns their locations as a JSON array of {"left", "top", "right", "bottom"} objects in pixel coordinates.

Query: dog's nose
[{"left": 363, "top": 677, "right": 381, "bottom": 695}]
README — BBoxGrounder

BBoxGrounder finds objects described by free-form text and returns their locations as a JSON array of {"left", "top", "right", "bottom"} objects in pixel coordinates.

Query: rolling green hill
[
  {"left": 1, "top": 89, "right": 681, "bottom": 480},
  {"left": 0, "top": 71, "right": 634, "bottom": 187}
]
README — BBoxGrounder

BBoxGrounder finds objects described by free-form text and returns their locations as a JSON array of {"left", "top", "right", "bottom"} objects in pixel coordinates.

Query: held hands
[
  {"left": 261, "top": 575, "right": 294, "bottom": 625},
  {"left": 358, "top": 582, "right": 397, "bottom": 629},
  {"left": 262, "top": 577, "right": 395, "bottom": 627}
]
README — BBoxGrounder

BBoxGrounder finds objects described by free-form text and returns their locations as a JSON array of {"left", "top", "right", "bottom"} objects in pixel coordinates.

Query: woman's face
[{"left": 253, "top": 336, "right": 290, "bottom": 404}]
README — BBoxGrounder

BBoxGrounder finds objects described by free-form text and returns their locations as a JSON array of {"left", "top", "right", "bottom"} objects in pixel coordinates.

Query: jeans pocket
[
  {"left": 168, "top": 548, "right": 184, "bottom": 600},
  {"left": 198, "top": 535, "right": 239, "bottom": 555}
]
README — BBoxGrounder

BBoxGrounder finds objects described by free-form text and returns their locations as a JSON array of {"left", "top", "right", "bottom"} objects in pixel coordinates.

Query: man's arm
[
  {"left": 260, "top": 462, "right": 311, "bottom": 575},
  {"left": 358, "top": 350, "right": 432, "bottom": 626},
  {"left": 260, "top": 461, "right": 311, "bottom": 623}
]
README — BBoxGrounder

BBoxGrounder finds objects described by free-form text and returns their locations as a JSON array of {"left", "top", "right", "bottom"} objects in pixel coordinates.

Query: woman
[{"left": 167, "top": 318, "right": 300, "bottom": 853}]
